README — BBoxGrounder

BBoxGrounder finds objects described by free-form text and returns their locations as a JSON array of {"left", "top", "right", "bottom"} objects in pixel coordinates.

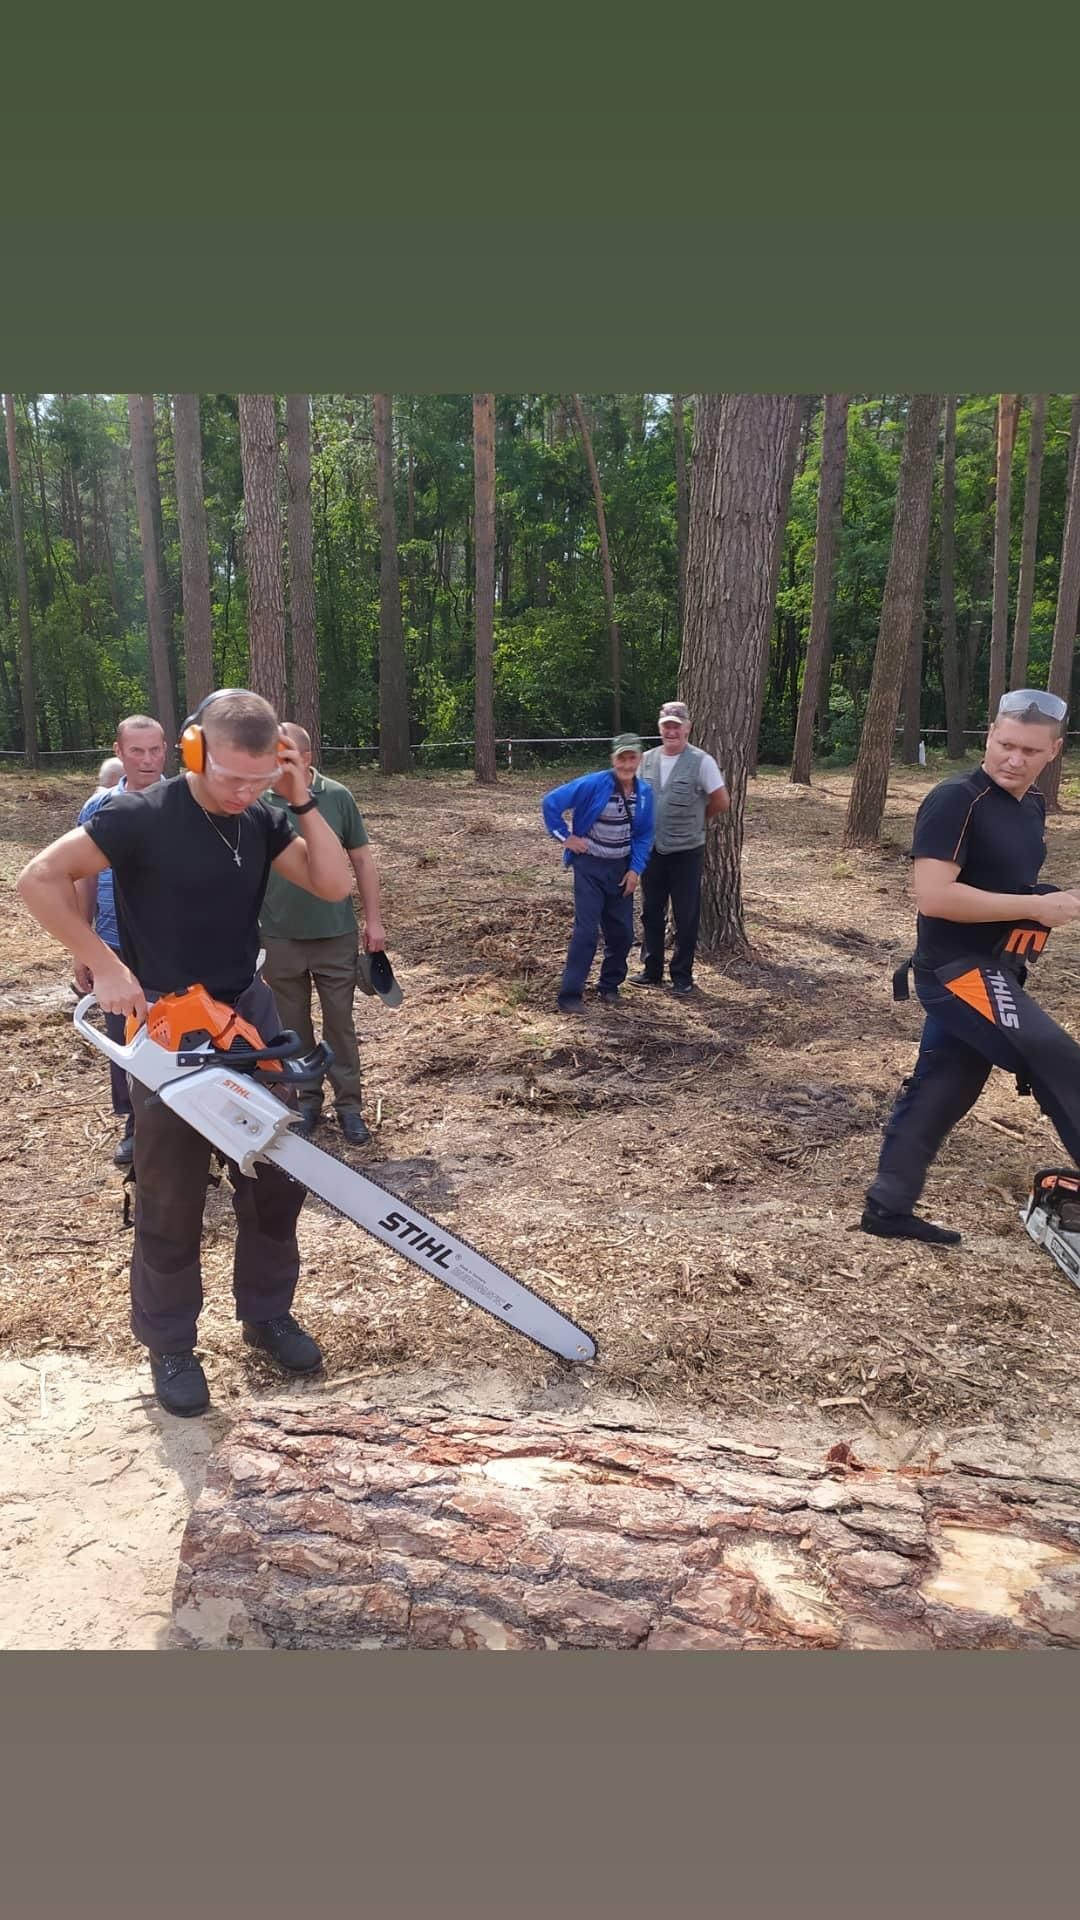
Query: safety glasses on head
[{"left": 996, "top": 688, "right": 1068, "bottom": 724}]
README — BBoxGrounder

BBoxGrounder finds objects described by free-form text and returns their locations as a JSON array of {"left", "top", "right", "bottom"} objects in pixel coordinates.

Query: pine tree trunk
[
  {"left": 472, "top": 394, "right": 497, "bottom": 786},
  {"left": 900, "top": 454, "right": 937, "bottom": 764},
  {"left": 3, "top": 394, "right": 37, "bottom": 765},
  {"left": 285, "top": 395, "right": 320, "bottom": 748},
  {"left": 843, "top": 397, "right": 943, "bottom": 850},
  {"left": 372, "top": 394, "right": 411, "bottom": 774},
  {"left": 748, "top": 399, "right": 805, "bottom": 776},
  {"left": 172, "top": 1404, "right": 1080, "bottom": 1652},
  {"left": 171, "top": 393, "right": 215, "bottom": 712},
  {"left": 939, "top": 399, "right": 965, "bottom": 758},
  {"left": 1038, "top": 396, "right": 1080, "bottom": 811},
  {"left": 237, "top": 395, "right": 287, "bottom": 714},
  {"left": 988, "top": 394, "right": 1020, "bottom": 717},
  {"left": 127, "top": 394, "right": 178, "bottom": 751},
  {"left": 791, "top": 394, "right": 848, "bottom": 785},
  {"left": 571, "top": 394, "right": 621, "bottom": 732},
  {"left": 1009, "top": 394, "right": 1048, "bottom": 691},
  {"left": 680, "top": 393, "right": 800, "bottom": 954},
  {"left": 673, "top": 394, "right": 690, "bottom": 644}
]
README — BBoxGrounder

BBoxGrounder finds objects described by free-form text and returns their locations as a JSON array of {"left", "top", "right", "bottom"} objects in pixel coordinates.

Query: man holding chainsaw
[
  {"left": 16, "top": 689, "right": 354, "bottom": 1417},
  {"left": 862, "top": 689, "right": 1080, "bottom": 1247}
]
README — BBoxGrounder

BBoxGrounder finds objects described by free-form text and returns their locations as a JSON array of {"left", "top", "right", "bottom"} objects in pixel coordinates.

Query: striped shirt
[{"left": 585, "top": 789, "right": 635, "bottom": 861}]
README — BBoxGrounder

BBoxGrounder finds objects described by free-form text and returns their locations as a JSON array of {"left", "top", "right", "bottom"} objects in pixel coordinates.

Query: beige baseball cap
[{"left": 658, "top": 701, "right": 690, "bottom": 725}]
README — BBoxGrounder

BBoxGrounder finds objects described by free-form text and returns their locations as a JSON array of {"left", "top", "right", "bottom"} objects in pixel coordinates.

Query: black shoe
[
  {"left": 860, "top": 1202, "right": 961, "bottom": 1247},
  {"left": 630, "top": 971, "right": 662, "bottom": 987},
  {"left": 242, "top": 1312, "right": 323, "bottom": 1374},
  {"left": 292, "top": 1107, "right": 320, "bottom": 1140},
  {"left": 598, "top": 988, "right": 620, "bottom": 1006},
  {"left": 149, "top": 1349, "right": 210, "bottom": 1418},
  {"left": 670, "top": 980, "right": 695, "bottom": 996},
  {"left": 338, "top": 1109, "right": 371, "bottom": 1146},
  {"left": 557, "top": 995, "right": 585, "bottom": 1014},
  {"left": 113, "top": 1118, "right": 135, "bottom": 1169}
]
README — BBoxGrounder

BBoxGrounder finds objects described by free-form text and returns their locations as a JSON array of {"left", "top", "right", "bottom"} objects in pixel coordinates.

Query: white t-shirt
[{"left": 657, "top": 749, "right": 725, "bottom": 793}]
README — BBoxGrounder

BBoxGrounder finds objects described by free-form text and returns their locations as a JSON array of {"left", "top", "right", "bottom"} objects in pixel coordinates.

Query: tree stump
[{"left": 171, "top": 1406, "right": 1080, "bottom": 1650}]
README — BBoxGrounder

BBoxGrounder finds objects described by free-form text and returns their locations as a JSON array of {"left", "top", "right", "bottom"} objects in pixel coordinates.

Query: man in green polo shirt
[{"left": 260, "top": 723, "right": 388, "bottom": 1146}]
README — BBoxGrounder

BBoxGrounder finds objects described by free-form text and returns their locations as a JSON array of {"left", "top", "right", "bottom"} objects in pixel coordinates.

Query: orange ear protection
[{"left": 178, "top": 689, "right": 254, "bottom": 773}]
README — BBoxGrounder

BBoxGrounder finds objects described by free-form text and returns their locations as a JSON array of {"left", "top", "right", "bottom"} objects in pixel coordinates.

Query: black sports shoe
[
  {"left": 113, "top": 1118, "right": 135, "bottom": 1169},
  {"left": 337, "top": 1109, "right": 372, "bottom": 1146},
  {"left": 149, "top": 1349, "right": 210, "bottom": 1418},
  {"left": 630, "top": 971, "right": 662, "bottom": 987},
  {"left": 242, "top": 1312, "right": 323, "bottom": 1374},
  {"left": 860, "top": 1201, "right": 961, "bottom": 1247}
]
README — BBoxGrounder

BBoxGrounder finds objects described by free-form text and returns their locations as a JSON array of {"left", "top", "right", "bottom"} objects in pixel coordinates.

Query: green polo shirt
[{"left": 258, "top": 769, "right": 369, "bottom": 941}]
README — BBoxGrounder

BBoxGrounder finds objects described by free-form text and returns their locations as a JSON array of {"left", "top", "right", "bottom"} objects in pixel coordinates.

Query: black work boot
[
  {"left": 149, "top": 1349, "right": 210, "bottom": 1417},
  {"left": 337, "top": 1109, "right": 372, "bottom": 1146},
  {"left": 860, "top": 1200, "right": 961, "bottom": 1247},
  {"left": 113, "top": 1116, "right": 135, "bottom": 1169},
  {"left": 242, "top": 1312, "right": 323, "bottom": 1374},
  {"left": 291, "top": 1106, "right": 320, "bottom": 1140}
]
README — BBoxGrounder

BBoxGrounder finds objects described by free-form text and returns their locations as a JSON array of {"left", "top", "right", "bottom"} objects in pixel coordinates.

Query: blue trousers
[
  {"left": 559, "top": 855, "right": 635, "bottom": 999},
  {"left": 869, "top": 965, "right": 1080, "bottom": 1213}
]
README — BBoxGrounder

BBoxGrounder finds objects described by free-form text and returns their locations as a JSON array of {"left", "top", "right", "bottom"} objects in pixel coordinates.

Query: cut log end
[{"left": 170, "top": 1405, "right": 1080, "bottom": 1651}]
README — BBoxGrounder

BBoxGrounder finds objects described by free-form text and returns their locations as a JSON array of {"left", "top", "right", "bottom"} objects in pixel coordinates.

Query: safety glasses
[
  {"left": 205, "top": 751, "right": 282, "bottom": 796},
  {"left": 997, "top": 688, "right": 1068, "bottom": 723}
]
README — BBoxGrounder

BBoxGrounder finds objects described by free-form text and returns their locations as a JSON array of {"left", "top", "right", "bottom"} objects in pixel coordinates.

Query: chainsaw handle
[
  {"left": 175, "top": 1030, "right": 310, "bottom": 1068},
  {"left": 73, "top": 992, "right": 145, "bottom": 1070}
]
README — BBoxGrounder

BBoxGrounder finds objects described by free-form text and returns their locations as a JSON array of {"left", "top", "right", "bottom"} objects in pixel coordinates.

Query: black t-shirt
[
  {"left": 911, "top": 766, "right": 1048, "bottom": 969},
  {"left": 83, "top": 775, "right": 295, "bottom": 1000}
]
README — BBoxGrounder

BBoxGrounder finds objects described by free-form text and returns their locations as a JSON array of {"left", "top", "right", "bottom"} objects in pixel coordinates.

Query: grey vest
[{"left": 642, "top": 744, "right": 707, "bottom": 853}]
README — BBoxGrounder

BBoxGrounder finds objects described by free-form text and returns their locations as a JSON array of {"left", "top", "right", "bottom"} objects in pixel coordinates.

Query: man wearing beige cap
[{"left": 635, "top": 701, "right": 729, "bottom": 995}]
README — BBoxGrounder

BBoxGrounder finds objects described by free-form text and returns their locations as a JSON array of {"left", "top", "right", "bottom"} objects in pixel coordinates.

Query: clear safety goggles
[
  {"left": 996, "top": 688, "right": 1068, "bottom": 723},
  {"left": 205, "top": 751, "right": 282, "bottom": 796}
]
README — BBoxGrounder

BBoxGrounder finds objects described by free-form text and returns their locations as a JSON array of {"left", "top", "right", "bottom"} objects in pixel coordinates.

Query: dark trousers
[
  {"left": 104, "top": 1011, "right": 134, "bottom": 1121},
  {"left": 559, "top": 855, "right": 635, "bottom": 998},
  {"left": 868, "top": 965, "right": 1080, "bottom": 1214},
  {"left": 127, "top": 978, "right": 306, "bottom": 1353},
  {"left": 262, "top": 930, "right": 363, "bottom": 1115},
  {"left": 640, "top": 844, "right": 705, "bottom": 987}
]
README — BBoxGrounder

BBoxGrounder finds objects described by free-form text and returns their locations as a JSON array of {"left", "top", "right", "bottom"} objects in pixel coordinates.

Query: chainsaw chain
[{"left": 273, "top": 1131, "right": 598, "bottom": 1366}]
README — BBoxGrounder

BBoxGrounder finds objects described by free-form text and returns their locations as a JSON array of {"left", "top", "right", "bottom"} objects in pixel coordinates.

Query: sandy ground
[{"left": 4, "top": 757, "right": 1080, "bottom": 1647}]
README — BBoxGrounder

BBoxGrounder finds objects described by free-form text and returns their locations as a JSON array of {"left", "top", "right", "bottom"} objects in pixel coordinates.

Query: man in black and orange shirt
[{"left": 862, "top": 690, "right": 1080, "bottom": 1246}]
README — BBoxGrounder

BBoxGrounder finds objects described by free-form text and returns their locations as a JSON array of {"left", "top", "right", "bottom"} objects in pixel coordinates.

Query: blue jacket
[{"left": 542, "top": 769, "right": 655, "bottom": 873}]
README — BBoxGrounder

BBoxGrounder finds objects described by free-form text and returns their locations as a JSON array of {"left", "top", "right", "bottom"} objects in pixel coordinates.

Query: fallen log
[{"left": 171, "top": 1406, "right": 1080, "bottom": 1650}]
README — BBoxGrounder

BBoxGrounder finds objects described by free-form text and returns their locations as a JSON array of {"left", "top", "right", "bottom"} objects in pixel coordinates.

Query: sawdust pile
[{"left": 4, "top": 760, "right": 1080, "bottom": 1443}]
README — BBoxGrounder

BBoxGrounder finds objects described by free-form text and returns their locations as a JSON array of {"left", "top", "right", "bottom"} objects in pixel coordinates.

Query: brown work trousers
[
  {"left": 261, "top": 930, "right": 363, "bottom": 1115},
  {"left": 127, "top": 977, "right": 305, "bottom": 1354}
]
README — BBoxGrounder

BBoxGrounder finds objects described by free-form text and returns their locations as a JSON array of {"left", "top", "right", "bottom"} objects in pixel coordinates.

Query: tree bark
[
  {"left": 172, "top": 1404, "right": 1080, "bottom": 1651},
  {"left": 680, "top": 393, "right": 800, "bottom": 954},
  {"left": 285, "top": 395, "right": 320, "bottom": 747},
  {"left": 571, "top": 393, "right": 621, "bottom": 732},
  {"left": 127, "top": 394, "right": 178, "bottom": 751},
  {"left": 748, "top": 399, "right": 805, "bottom": 777},
  {"left": 1038, "top": 395, "right": 1080, "bottom": 811},
  {"left": 171, "top": 393, "right": 214, "bottom": 712},
  {"left": 791, "top": 394, "right": 848, "bottom": 785},
  {"left": 899, "top": 446, "right": 938, "bottom": 765},
  {"left": 3, "top": 394, "right": 37, "bottom": 764},
  {"left": 372, "top": 394, "right": 412, "bottom": 773},
  {"left": 939, "top": 398, "right": 965, "bottom": 757},
  {"left": 673, "top": 393, "right": 690, "bottom": 644},
  {"left": 238, "top": 394, "right": 287, "bottom": 714},
  {"left": 843, "top": 396, "right": 943, "bottom": 849},
  {"left": 1009, "top": 394, "right": 1049, "bottom": 691},
  {"left": 472, "top": 394, "right": 497, "bottom": 786},
  {"left": 988, "top": 394, "right": 1020, "bottom": 717}
]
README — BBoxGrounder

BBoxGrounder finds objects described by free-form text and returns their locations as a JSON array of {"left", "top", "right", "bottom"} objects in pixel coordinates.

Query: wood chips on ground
[{"left": 3, "top": 760, "right": 1080, "bottom": 1455}]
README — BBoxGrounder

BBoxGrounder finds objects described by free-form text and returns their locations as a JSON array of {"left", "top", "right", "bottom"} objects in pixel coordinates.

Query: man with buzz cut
[
  {"left": 634, "top": 700, "right": 729, "bottom": 995},
  {"left": 862, "top": 688, "right": 1080, "bottom": 1248}
]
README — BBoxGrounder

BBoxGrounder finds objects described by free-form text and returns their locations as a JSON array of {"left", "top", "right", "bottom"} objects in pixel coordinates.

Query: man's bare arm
[
  {"left": 349, "top": 845, "right": 387, "bottom": 950},
  {"left": 16, "top": 830, "right": 147, "bottom": 1019},
  {"left": 913, "top": 858, "right": 1080, "bottom": 929},
  {"left": 271, "top": 812, "right": 354, "bottom": 900}
]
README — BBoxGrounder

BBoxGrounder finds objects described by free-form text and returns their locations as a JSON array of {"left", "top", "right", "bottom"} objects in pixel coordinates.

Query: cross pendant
[{"left": 233, "top": 850, "right": 242, "bottom": 868}]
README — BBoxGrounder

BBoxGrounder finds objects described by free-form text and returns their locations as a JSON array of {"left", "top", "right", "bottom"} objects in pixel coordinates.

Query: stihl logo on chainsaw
[
  {"left": 986, "top": 970, "right": 1021, "bottom": 1029},
  {"left": 378, "top": 1207, "right": 454, "bottom": 1270}
]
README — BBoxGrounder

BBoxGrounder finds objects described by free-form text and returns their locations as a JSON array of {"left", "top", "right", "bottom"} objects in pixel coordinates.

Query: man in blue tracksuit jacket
[{"left": 542, "top": 733, "right": 656, "bottom": 1012}]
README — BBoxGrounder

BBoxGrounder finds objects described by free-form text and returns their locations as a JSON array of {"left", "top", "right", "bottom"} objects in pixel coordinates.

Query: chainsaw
[
  {"left": 1020, "top": 1167, "right": 1080, "bottom": 1292},
  {"left": 73, "top": 987, "right": 597, "bottom": 1364}
]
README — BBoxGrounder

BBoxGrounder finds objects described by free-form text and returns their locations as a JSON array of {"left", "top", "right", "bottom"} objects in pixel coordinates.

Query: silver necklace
[{"left": 197, "top": 801, "right": 243, "bottom": 868}]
